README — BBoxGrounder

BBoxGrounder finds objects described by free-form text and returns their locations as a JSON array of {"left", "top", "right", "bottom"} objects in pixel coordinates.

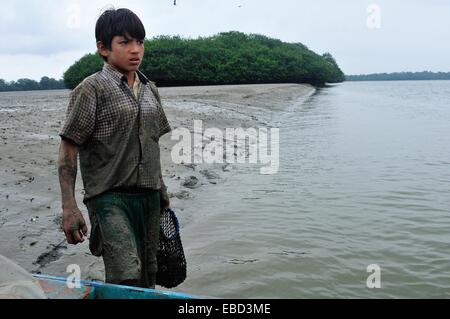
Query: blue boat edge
[{"left": 33, "top": 274, "right": 197, "bottom": 299}]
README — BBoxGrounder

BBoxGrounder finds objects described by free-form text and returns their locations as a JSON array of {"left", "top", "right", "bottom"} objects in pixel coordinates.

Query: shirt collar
[
  {"left": 136, "top": 70, "right": 149, "bottom": 85},
  {"left": 102, "top": 63, "right": 149, "bottom": 85}
]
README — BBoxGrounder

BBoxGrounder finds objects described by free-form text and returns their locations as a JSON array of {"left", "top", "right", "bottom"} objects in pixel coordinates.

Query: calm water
[{"left": 178, "top": 81, "right": 450, "bottom": 298}]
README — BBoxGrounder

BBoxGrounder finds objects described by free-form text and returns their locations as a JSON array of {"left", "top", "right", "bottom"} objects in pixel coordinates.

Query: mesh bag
[{"left": 156, "top": 208, "right": 187, "bottom": 288}]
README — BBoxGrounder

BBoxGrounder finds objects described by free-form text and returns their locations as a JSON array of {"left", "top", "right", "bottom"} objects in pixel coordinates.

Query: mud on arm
[{"left": 57, "top": 138, "right": 88, "bottom": 244}]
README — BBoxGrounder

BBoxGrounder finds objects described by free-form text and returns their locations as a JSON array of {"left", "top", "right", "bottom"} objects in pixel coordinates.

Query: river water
[{"left": 178, "top": 81, "right": 450, "bottom": 298}]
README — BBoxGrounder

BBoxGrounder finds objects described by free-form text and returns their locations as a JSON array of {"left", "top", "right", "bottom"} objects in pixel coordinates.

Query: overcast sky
[{"left": 1, "top": 0, "right": 449, "bottom": 81}]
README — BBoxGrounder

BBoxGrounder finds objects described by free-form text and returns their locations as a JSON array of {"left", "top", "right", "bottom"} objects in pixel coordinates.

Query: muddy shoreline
[{"left": 0, "top": 83, "right": 315, "bottom": 286}]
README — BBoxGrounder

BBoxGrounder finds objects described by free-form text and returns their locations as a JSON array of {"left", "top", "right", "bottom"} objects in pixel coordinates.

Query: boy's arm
[
  {"left": 149, "top": 81, "right": 171, "bottom": 211},
  {"left": 58, "top": 138, "right": 87, "bottom": 245}
]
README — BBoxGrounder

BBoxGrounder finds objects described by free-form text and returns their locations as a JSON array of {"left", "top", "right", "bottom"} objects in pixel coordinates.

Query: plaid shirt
[{"left": 60, "top": 63, "right": 171, "bottom": 202}]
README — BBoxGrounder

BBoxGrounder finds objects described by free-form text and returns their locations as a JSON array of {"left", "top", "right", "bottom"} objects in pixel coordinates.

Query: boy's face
[{"left": 98, "top": 33, "right": 144, "bottom": 75}]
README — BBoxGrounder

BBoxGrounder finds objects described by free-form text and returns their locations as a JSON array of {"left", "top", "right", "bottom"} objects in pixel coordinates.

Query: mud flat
[{"left": 0, "top": 83, "right": 315, "bottom": 284}]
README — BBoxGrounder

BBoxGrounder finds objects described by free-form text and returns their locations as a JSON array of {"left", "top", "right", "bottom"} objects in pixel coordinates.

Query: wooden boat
[{"left": 33, "top": 274, "right": 195, "bottom": 299}]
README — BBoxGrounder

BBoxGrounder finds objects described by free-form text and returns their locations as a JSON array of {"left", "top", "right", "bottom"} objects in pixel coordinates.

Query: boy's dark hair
[{"left": 95, "top": 8, "right": 146, "bottom": 61}]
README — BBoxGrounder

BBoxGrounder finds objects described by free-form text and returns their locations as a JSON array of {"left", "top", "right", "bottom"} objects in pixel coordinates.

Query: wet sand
[{"left": 0, "top": 83, "right": 314, "bottom": 287}]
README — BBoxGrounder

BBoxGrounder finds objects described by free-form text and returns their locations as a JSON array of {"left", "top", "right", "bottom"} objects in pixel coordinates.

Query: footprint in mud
[
  {"left": 199, "top": 169, "right": 220, "bottom": 180},
  {"left": 33, "top": 240, "right": 67, "bottom": 268},
  {"left": 182, "top": 176, "right": 201, "bottom": 189},
  {"left": 169, "top": 190, "right": 191, "bottom": 199}
]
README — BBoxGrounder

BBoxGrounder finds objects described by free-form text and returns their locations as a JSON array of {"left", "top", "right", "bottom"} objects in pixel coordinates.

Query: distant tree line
[
  {"left": 64, "top": 31, "right": 345, "bottom": 89},
  {"left": 0, "top": 77, "right": 66, "bottom": 92},
  {"left": 346, "top": 71, "right": 450, "bottom": 81}
]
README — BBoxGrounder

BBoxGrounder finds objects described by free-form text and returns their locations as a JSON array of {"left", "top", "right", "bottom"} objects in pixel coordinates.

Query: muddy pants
[{"left": 86, "top": 190, "right": 160, "bottom": 288}]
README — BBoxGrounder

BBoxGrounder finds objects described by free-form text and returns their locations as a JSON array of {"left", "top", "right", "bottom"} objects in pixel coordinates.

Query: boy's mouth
[{"left": 129, "top": 58, "right": 140, "bottom": 64}]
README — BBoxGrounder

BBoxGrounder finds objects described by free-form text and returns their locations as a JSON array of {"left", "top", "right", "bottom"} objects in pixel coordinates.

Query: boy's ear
[{"left": 96, "top": 41, "right": 109, "bottom": 60}]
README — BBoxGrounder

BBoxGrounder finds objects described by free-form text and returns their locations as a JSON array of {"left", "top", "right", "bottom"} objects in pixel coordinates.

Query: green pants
[{"left": 86, "top": 190, "right": 160, "bottom": 288}]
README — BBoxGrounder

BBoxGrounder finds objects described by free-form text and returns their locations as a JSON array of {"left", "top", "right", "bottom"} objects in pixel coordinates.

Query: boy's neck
[
  {"left": 108, "top": 63, "right": 136, "bottom": 87},
  {"left": 125, "top": 72, "right": 136, "bottom": 87}
]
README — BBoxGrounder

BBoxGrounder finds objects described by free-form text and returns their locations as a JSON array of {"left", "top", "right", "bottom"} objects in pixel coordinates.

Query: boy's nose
[{"left": 130, "top": 41, "right": 142, "bottom": 53}]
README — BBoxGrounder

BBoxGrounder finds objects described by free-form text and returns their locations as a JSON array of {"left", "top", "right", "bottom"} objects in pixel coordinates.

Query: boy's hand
[
  {"left": 62, "top": 207, "right": 88, "bottom": 245},
  {"left": 161, "top": 198, "right": 170, "bottom": 211}
]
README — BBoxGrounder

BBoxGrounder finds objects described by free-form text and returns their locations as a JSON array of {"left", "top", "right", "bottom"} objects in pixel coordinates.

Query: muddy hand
[
  {"left": 62, "top": 207, "right": 88, "bottom": 245},
  {"left": 161, "top": 197, "right": 170, "bottom": 212}
]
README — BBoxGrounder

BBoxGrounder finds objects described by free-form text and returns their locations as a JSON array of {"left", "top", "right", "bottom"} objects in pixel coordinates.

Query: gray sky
[{"left": 1, "top": 0, "right": 449, "bottom": 81}]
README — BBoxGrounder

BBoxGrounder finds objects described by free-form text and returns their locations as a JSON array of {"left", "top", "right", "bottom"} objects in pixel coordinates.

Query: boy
[{"left": 58, "top": 8, "right": 171, "bottom": 288}]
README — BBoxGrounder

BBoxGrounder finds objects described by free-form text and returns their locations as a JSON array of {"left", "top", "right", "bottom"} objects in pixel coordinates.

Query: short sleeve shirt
[{"left": 60, "top": 63, "right": 171, "bottom": 202}]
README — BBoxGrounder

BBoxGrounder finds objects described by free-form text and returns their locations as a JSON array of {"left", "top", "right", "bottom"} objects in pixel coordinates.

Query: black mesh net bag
[{"left": 156, "top": 208, "right": 187, "bottom": 288}]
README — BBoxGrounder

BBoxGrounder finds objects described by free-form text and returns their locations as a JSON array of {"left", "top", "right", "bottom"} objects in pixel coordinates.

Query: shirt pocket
[{"left": 96, "top": 92, "right": 139, "bottom": 139}]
